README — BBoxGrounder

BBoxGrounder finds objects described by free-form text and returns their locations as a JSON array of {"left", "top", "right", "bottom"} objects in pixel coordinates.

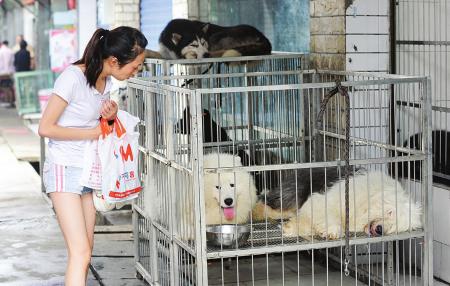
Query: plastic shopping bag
[
  {"left": 93, "top": 189, "right": 116, "bottom": 212},
  {"left": 98, "top": 111, "right": 142, "bottom": 203},
  {"left": 80, "top": 139, "right": 102, "bottom": 190}
]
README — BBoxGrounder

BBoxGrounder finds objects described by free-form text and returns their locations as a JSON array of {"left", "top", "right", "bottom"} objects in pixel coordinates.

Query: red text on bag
[{"left": 120, "top": 144, "right": 134, "bottom": 161}]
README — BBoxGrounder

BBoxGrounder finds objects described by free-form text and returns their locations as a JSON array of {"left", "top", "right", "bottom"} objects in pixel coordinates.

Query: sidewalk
[
  {"left": 0, "top": 106, "right": 97, "bottom": 285},
  {"left": 0, "top": 106, "right": 147, "bottom": 285}
]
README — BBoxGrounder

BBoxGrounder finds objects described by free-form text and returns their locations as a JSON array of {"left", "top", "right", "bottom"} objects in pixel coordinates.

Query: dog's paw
[
  {"left": 282, "top": 220, "right": 299, "bottom": 237},
  {"left": 316, "top": 224, "right": 341, "bottom": 240},
  {"left": 222, "top": 49, "right": 241, "bottom": 58},
  {"left": 184, "top": 52, "right": 198, "bottom": 59}
]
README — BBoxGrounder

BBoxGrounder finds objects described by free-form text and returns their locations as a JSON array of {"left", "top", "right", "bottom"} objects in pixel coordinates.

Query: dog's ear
[
  {"left": 171, "top": 33, "right": 182, "bottom": 45},
  {"left": 387, "top": 208, "right": 396, "bottom": 218},
  {"left": 233, "top": 154, "right": 243, "bottom": 167},
  {"left": 202, "top": 23, "right": 210, "bottom": 34}
]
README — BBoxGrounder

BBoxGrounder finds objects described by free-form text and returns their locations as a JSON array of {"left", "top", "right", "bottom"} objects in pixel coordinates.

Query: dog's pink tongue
[{"left": 223, "top": 207, "right": 235, "bottom": 220}]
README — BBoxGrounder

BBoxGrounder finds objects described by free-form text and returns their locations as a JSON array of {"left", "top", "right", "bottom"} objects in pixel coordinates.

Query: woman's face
[{"left": 111, "top": 52, "right": 146, "bottom": 81}]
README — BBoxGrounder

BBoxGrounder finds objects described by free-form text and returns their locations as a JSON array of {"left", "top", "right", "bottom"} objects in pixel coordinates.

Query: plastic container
[{"left": 38, "top": 88, "right": 52, "bottom": 113}]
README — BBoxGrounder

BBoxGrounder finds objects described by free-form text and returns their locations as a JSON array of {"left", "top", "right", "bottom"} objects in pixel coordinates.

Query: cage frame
[{"left": 128, "top": 55, "right": 433, "bottom": 286}]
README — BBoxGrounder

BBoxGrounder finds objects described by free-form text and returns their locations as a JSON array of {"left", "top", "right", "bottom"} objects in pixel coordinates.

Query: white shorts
[{"left": 43, "top": 161, "right": 94, "bottom": 195}]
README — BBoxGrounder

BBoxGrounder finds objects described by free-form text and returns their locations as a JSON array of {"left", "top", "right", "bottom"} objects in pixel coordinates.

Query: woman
[{"left": 38, "top": 26, "right": 147, "bottom": 285}]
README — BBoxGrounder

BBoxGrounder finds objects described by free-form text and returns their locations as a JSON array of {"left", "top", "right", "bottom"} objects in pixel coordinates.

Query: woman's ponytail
[
  {"left": 73, "top": 26, "right": 147, "bottom": 88},
  {"left": 74, "top": 28, "right": 110, "bottom": 87}
]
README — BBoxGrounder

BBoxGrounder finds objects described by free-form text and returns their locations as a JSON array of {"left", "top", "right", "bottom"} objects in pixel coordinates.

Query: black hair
[
  {"left": 20, "top": 40, "right": 27, "bottom": 49},
  {"left": 74, "top": 26, "right": 148, "bottom": 87},
  {"left": 2, "top": 40, "right": 8, "bottom": 45}
]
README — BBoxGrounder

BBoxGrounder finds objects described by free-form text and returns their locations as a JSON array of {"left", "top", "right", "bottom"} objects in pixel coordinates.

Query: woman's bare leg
[
  {"left": 81, "top": 192, "right": 97, "bottom": 281},
  {"left": 81, "top": 192, "right": 96, "bottom": 249},
  {"left": 51, "top": 192, "right": 91, "bottom": 286}
]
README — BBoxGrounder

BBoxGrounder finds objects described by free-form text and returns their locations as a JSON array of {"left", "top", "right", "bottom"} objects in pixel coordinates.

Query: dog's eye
[
  {"left": 230, "top": 183, "right": 235, "bottom": 187},
  {"left": 191, "top": 44, "right": 199, "bottom": 48},
  {"left": 215, "top": 185, "right": 221, "bottom": 189}
]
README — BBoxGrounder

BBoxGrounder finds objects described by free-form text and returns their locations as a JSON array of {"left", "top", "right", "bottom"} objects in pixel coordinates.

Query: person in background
[
  {"left": 38, "top": 26, "right": 147, "bottom": 286},
  {"left": 0, "top": 40, "right": 15, "bottom": 107},
  {"left": 13, "top": 34, "right": 35, "bottom": 69},
  {"left": 14, "top": 40, "right": 31, "bottom": 72}
]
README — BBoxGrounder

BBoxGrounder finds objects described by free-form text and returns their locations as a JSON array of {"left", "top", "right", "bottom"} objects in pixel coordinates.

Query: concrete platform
[
  {"left": 0, "top": 137, "right": 98, "bottom": 285},
  {"left": 0, "top": 107, "right": 40, "bottom": 161}
]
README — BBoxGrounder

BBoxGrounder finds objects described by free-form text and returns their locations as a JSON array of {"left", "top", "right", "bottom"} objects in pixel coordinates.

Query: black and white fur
[
  {"left": 175, "top": 106, "right": 279, "bottom": 194},
  {"left": 281, "top": 170, "right": 422, "bottom": 239},
  {"left": 157, "top": 19, "right": 272, "bottom": 59},
  {"left": 252, "top": 167, "right": 345, "bottom": 221},
  {"left": 252, "top": 168, "right": 422, "bottom": 239}
]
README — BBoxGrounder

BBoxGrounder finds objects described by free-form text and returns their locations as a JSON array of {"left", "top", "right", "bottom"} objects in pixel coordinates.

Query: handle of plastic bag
[
  {"left": 100, "top": 117, "right": 127, "bottom": 138},
  {"left": 114, "top": 117, "right": 127, "bottom": 138},
  {"left": 100, "top": 118, "right": 111, "bottom": 139}
]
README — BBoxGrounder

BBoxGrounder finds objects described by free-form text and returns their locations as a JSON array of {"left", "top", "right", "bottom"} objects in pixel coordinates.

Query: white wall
[
  {"left": 345, "top": 0, "right": 390, "bottom": 72},
  {"left": 23, "top": 8, "right": 35, "bottom": 48},
  {"left": 172, "top": 0, "right": 189, "bottom": 19},
  {"left": 77, "top": 0, "right": 98, "bottom": 58}
]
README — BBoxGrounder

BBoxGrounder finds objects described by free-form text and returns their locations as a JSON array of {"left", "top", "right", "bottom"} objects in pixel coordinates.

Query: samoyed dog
[
  {"left": 282, "top": 171, "right": 423, "bottom": 239},
  {"left": 202, "top": 152, "right": 258, "bottom": 225},
  {"left": 177, "top": 152, "right": 258, "bottom": 241}
]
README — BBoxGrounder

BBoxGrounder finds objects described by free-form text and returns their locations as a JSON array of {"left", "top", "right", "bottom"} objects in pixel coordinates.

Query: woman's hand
[
  {"left": 101, "top": 99, "right": 118, "bottom": 120},
  {"left": 92, "top": 120, "right": 114, "bottom": 140}
]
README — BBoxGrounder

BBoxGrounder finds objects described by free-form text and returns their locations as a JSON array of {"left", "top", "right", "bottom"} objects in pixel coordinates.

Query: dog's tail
[{"left": 145, "top": 49, "right": 163, "bottom": 59}]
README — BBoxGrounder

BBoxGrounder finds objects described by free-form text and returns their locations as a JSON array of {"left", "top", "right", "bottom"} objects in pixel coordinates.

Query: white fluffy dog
[
  {"left": 283, "top": 171, "right": 423, "bottom": 239},
  {"left": 202, "top": 153, "right": 258, "bottom": 225},
  {"left": 148, "top": 152, "right": 257, "bottom": 241}
]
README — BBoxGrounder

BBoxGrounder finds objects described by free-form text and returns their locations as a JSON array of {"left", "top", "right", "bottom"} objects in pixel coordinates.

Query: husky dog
[
  {"left": 157, "top": 19, "right": 272, "bottom": 59},
  {"left": 174, "top": 106, "right": 280, "bottom": 194},
  {"left": 278, "top": 170, "right": 422, "bottom": 239},
  {"left": 175, "top": 107, "right": 232, "bottom": 143}
]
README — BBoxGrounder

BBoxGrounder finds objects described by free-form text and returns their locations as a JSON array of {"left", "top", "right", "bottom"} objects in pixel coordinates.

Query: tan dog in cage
[{"left": 281, "top": 171, "right": 423, "bottom": 239}]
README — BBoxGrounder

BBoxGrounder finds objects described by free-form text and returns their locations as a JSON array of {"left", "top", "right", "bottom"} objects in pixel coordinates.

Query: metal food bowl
[{"left": 206, "top": 224, "right": 250, "bottom": 247}]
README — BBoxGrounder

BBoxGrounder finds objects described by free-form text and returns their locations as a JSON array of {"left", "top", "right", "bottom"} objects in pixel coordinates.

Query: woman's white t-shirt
[{"left": 47, "top": 65, "right": 112, "bottom": 168}]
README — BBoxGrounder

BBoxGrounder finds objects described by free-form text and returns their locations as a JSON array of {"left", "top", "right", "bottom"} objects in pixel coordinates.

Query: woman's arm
[{"left": 38, "top": 94, "right": 101, "bottom": 140}]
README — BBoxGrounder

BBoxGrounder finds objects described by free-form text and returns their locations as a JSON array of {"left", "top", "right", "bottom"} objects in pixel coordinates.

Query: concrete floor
[{"left": 0, "top": 121, "right": 98, "bottom": 284}]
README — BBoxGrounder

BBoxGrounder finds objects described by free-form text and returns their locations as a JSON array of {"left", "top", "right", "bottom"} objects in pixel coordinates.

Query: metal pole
[{"left": 422, "top": 78, "right": 434, "bottom": 286}]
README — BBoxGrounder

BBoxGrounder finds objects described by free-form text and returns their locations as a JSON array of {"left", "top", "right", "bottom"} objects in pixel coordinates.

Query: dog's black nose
[
  {"left": 375, "top": 225, "right": 383, "bottom": 235},
  {"left": 204, "top": 52, "right": 210, "bottom": 58},
  {"left": 224, "top": 198, "right": 233, "bottom": 206}
]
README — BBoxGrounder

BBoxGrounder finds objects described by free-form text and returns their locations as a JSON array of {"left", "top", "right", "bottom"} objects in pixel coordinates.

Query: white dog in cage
[
  {"left": 282, "top": 170, "right": 423, "bottom": 239},
  {"left": 202, "top": 152, "right": 258, "bottom": 225},
  {"left": 177, "top": 152, "right": 258, "bottom": 240}
]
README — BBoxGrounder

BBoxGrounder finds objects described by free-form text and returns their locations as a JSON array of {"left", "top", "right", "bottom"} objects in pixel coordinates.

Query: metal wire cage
[{"left": 127, "top": 54, "right": 432, "bottom": 286}]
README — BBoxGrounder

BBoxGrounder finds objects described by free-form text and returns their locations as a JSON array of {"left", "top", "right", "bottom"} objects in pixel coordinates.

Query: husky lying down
[
  {"left": 254, "top": 170, "right": 422, "bottom": 239},
  {"left": 174, "top": 106, "right": 280, "bottom": 194},
  {"left": 154, "top": 19, "right": 272, "bottom": 59}
]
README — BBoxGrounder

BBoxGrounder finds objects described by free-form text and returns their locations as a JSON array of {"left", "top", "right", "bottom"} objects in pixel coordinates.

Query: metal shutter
[{"left": 140, "top": 0, "right": 172, "bottom": 50}]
